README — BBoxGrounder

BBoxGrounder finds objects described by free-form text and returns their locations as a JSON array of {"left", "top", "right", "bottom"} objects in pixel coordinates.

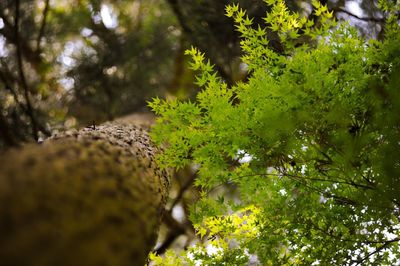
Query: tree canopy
[
  {"left": 150, "top": 0, "right": 400, "bottom": 264},
  {"left": 0, "top": 0, "right": 387, "bottom": 149}
]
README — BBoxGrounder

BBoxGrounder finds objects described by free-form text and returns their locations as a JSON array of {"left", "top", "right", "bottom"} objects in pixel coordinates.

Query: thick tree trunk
[{"left": 0, "top": 118, "right": 169, "bottom": 266}]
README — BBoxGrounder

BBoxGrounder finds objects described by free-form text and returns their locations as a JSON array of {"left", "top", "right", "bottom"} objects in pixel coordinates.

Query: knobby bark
[{"left": 0, "top": 117, "right": 169, "bottom": 266}]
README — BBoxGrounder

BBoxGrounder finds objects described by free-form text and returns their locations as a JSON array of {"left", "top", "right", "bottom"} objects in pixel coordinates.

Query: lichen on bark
[{"left": 0, "top": 120, "right": 169, "bottom": 266}]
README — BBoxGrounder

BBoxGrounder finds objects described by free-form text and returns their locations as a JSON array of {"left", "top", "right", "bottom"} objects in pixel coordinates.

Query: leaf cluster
[{"left": 150, "top": 1, "right": 400, "bottom": 264}]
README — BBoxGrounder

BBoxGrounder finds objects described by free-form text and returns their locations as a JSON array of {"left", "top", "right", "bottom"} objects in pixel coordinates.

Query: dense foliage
[{"left": 150, "top": 0, "right": 400, "bottom": 264}]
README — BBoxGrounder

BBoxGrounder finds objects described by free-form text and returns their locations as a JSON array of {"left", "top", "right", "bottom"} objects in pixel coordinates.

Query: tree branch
[
  {"left": 36, "top": 0, "right": 50, "bottom": 52},
  {"left": 170, "top": 172, "right": 196, "bottom": 209},
  {"left": 14, "top": 0, "right": 39, "bottom": 141},
  {"left": 353, "top": 237, "right": 400, "bottom": 265},
  {"left": 335, "top": 7, "right": 385, "bottom": 23},
  {"left": 241, "top": 172, "right": 375, "bottom": 190},
  {"left": 154, "top": 211, "right": 186, "bottom": 255},
  {"left": 0, "top": 11, "right": 42, "bottom": 70},
  {"left": 0, "top": 122, "right": 170, "bottom": 265},
  {"left": 0, "top": 108, "right": 19, "bottom": 147},
  {"left": 0, "top": 62, "right": 51, "bottom": 137},
  {"left": 0, "top": 63, "right": 27, "bottom": 113},
  {"left": 165, "top": 0, "right": 193, "bottom": 35}
]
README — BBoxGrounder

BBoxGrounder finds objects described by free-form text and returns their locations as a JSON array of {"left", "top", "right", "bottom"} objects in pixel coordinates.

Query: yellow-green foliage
[
  {"left": 150, "top": 0, "right": 400, "bottom": 265},
  {"left": 150, "top": 206, "right": 262, "bottom": 266}
]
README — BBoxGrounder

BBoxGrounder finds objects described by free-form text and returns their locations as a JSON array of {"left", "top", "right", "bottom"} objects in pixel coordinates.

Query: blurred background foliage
[{"left": 0, "top": 0, "right": 387, "bottom": 257}]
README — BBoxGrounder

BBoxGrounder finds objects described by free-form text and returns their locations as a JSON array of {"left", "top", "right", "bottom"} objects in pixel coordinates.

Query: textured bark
[{"left": 0, "top": 118, "right": 169, "bottom": 266}]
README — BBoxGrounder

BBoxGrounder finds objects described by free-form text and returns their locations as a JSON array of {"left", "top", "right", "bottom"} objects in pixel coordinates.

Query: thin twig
[
  {"left": 36, "top": 0, "right": 50, "bottom": 52},
  {"left": 0, "top": 63, "right": 50, "bottom": 137},
  {"left": 336, "top": 7, "right": 385, "bottom": 23},
  {"left": 0, "top": 64, "right": 27, "bottom": 113},
  {"left": 14, "top": 0, "right": 39, "bottom": 140},
  {"left": 240, "top": 172, "right": 375, "bottom": 190},
  {"left": 170, "top": 172, "right": 197, "bottom": 209}
]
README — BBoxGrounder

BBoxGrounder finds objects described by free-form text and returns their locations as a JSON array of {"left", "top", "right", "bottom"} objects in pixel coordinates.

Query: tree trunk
[{"left": 0, "top": 117, "right": 169, "bottom": 266}]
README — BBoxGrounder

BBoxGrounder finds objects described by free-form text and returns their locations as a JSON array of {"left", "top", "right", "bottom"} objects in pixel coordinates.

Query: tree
[
  {"left": 0, "top": 116, "right": 169, "bottom": 266},
  {"left": 0, "top": 0, "right": 398, "bottom": 264},
  {"left": 150, "top": 0, "right": 400, "bottom": 264}
]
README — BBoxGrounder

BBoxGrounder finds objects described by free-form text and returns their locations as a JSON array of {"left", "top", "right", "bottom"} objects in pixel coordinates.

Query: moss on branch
[{"left": 0, "top": 121, "right": 169, "bottom": 266}]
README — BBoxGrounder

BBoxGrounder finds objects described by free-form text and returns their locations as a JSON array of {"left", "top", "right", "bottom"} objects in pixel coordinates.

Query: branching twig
[
  {"left": 0, "top": 10, "right": 42, "bottom": 70},
  {"left": 353, "top": 237, "right": 400, "bottom": 265},
  {"left": 154, "top": 211, "right": 186, "bottom": 255}
]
